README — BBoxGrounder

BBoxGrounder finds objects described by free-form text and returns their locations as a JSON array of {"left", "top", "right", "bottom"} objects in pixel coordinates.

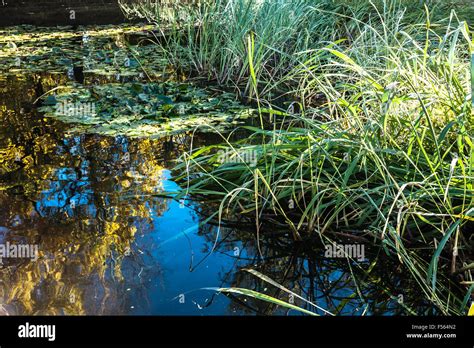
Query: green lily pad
[{"left": 38, "top": 82, "right": 254, "bottom": 138}]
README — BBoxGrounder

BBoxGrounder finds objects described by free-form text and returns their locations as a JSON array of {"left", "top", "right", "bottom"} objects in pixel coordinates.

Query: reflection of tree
[{"left": 0, "top": 74, "right": 195, "bottom": 314}]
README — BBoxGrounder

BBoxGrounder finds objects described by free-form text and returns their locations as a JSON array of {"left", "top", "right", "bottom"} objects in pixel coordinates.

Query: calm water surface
[{"left": 0, "top": 28, "right": 430, "bottom": 316}]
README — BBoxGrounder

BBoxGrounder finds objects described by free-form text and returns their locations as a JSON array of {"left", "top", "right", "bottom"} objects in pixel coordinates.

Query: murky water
[{"left": 0, "top": 25, "right": 434, "bottom": 316}]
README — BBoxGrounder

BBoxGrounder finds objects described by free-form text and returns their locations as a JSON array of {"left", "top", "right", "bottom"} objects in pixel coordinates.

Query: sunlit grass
[{"left": 122, "top": 0, "right": 474, "bottom": 315}]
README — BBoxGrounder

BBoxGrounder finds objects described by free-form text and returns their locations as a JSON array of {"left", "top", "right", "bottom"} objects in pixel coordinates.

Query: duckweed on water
[
  {"left": 0, "top": 24, "right": 254, "bottom": 138},
  {"left": 0, "top": 24, "right": 169, "bottom": 79},
  {"left": 38, "top": 82, "right": 253, "bottom": 137}
]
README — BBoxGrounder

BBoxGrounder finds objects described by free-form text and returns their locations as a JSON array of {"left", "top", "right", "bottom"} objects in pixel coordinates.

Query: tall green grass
[
  {"left": 121, "top": 0, "right": 472, "bottom": 101},
  {"left": 121, "top": 0, "right": 474, "bottom": 314}
]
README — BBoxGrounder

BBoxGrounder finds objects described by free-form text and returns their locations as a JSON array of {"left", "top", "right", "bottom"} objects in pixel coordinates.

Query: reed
[{"left": 121, "top": 0, "right": 474, "bottom": 315}]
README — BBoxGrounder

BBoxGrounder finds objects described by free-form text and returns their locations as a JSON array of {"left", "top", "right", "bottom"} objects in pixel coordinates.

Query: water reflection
[
  {"left": 0, "top": 73, "right": 218, "bottom": 314},
  {"left": 0, "top": 69, "right": 430, "bottom": 316}
]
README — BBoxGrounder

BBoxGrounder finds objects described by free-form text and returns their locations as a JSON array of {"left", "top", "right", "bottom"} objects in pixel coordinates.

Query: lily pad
[
  {"left": 38, "top": 82, "right": 253, "bottom": 138},
  {"left": 0, "top": 23, "right": 169, "bottom": 79}
]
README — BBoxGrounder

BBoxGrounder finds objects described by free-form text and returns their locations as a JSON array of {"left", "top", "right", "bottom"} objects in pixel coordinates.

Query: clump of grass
[
  {"left": 176, "top": 5, "right": 473, "bottom": 236},
  {"left": 122, "top": 0, "right": 392, "bottom": 99},
  {"left": 121, "top": 0, "right": 474, "bottom": 314},
  {"left": 118, "top": 0, "right": 199, "bottom": 24},
  {"left": 121, "top": 0, "right": 472, "bottom": 102},
  {"left": 170, "top": 2, "right": 473, "bottom": 314}
]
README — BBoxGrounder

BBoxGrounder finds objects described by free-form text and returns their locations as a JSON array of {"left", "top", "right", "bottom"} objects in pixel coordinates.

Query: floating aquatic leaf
[
  {"left": 38, "top": 82, "right": 253, "bottom": 138},
  {"left": 0, "top": 23, "right": 169, "bottom": 79}
]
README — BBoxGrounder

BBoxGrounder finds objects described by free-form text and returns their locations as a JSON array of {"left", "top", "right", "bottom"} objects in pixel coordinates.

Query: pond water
[{"left": 0, "top": 24, "right": 434, "bottom": 316}]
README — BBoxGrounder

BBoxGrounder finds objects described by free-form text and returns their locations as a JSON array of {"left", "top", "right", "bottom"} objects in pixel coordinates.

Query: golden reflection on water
[{"left": 0, "top": 73, "right": 205, "bottom": 314}]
